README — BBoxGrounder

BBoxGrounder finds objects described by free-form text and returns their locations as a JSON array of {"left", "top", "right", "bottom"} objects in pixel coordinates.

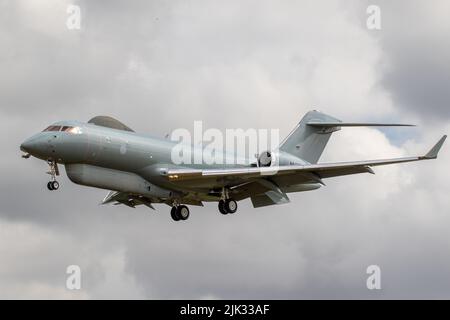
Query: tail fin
[
  {"left": 279, "top": 110, "right": 340, "bottom": 164},
  {"left": 279, "top": 110, "right": 415, "bottom": 164}
]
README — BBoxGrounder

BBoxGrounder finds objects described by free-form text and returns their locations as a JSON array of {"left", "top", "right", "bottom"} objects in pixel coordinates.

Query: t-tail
[{"left": 279, "top": 110, "right": 415, "bottom": 164}]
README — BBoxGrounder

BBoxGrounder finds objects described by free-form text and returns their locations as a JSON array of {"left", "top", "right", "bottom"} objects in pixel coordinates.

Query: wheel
[
  {"left": 177, "top": 205, "right": 190, "bottom": 220},
  {"left": 225, "top": 199, "right": 237, "bottom": 214},
  {"left": 51, "top": 181, "right": 59, "bottom": 190},
  {"left": 218, "top": 200, "right": 228, "bottom": 215},
  {"left": 47, "top": 181, "right": 54, "bottom": 190},
  {"left": 170, "top": 206, "right": 180, "bottom": 221}
]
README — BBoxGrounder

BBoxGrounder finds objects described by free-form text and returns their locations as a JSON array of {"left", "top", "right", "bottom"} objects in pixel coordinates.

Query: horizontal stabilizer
[{"left": 307, "top": 121, "right": 415, "bottom": 127}]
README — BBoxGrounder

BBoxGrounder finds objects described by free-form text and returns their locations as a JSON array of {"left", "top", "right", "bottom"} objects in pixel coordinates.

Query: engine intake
[{"left": 258, "top": 151, "right": 272, "bottom": 167}]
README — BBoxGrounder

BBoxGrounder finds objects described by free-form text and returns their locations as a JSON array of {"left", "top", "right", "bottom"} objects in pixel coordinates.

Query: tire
[
  {"left": 47, "top": 181, "right": 54, "bottom": 190},
  {"left": 225, "top": 199, "right": 237, "bottom": 214},
  {"left": 51, "top": 181, "right": 59, "bottom": 190},
  {"left": 177, "top": 205, "right": 190, "bottom": 220},
  {"left": 218, "top": 200, "right": 228, "bottom": 215},
  {"left": 170, "top": 207, "right": 180, "bottom": 221}
]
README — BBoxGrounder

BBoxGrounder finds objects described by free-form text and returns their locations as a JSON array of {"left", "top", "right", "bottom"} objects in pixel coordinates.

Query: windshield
[
  {"left": 43, "top": 125, "right": 82, "bottom": 134},
  {"left": 43, "top": 125, "right": 61, "bottom": 132}
]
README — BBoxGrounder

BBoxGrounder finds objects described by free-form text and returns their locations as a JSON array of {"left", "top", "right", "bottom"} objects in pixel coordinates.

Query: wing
[
  {"left": 164, "top": 135, "right": 447, "bottom": 184},
  {"left": 101, "top": 191, "right": 155, "bottom": 209},
  {"left": 101, "top": 191, "right": 204, "bottom": 208}
]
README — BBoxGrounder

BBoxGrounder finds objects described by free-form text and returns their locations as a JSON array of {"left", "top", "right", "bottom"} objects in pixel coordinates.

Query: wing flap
[
  {"left": 101, "top": 191, "right": 155, "bottom": 209},
  {"left": 307, "top": 121, "right": 415, "bottom": 127},
  {"left": 251, "top": 192, "right": 290, "bottom": 208}
]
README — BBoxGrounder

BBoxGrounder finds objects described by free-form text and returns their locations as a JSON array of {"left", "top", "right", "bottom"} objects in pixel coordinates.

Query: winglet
[{"left": 423, "top": 135, "right": 447, "bottom": 159}]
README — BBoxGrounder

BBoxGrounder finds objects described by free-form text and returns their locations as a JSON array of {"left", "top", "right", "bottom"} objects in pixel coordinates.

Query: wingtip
[{"left": 424, "top": 135, "right": 447, "bottom": 159}]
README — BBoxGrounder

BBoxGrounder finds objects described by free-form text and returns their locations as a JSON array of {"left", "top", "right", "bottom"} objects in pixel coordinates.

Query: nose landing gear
[
  {"left": 46, "top": 160, "right": 60, "bottom": 191},
  {"left": 47, "top": 181, "right": 59, "bottom": 191}
]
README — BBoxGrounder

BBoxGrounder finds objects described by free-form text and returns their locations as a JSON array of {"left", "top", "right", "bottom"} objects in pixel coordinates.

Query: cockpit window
[
  {"left": 42, "top": 125, "right": 82, "bottom": 134},
  {"left": 62, "top": 126, "right": 82, "bottom": 134},
  {"left": 43, "top": 125, "right": 61, "bottom": 132}
]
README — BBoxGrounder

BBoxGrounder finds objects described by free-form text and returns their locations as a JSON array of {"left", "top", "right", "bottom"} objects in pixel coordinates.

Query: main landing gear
[
  {"left": 218, "top": 199, "right": 238, "bottom": 215},
  {"left": 46, "top": 160, "right": 60, "bottom": 191},
  {"left": 170, "top": 204, "right": 190, "bottom": 221},
  {"left": 217, "top": 188, "right": 238, "bottom": 215}
]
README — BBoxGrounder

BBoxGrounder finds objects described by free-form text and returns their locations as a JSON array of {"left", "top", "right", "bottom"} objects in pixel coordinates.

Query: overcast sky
[{"left": 1, "top": 0, "right": 450, "bottom": 299}]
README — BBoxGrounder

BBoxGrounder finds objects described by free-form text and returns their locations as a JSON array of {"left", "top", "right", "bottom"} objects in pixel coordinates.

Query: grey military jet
[{"left": 20, "top": 110, "right": 446, "bottom": 221}]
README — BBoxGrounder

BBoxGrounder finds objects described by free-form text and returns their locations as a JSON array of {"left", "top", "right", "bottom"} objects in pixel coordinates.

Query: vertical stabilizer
[{"left": 279, "top": 110, "right": 341, "bottom": 164}]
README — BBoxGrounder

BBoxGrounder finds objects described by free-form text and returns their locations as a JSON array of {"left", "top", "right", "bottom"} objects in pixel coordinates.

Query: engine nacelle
[
  {"left": 257, "top": 151, "right": 273, "bottom": 167},
  {"left": 257, "top": 150, "right": 307, "bottom": 167}
]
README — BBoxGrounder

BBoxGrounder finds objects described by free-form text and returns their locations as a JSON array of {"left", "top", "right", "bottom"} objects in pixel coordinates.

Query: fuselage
[
  {"left": 20, "top": 121, "right": 314, "bottom": 200},
  {"left": 21, "top": 120, "right": 256, "bottom": 166}
]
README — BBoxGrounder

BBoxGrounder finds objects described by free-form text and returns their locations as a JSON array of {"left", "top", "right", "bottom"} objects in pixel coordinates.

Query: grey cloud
[
  {"left": 1, "top": 0, "right": 450, "bottom": 299},
  {"left": 371, "top": 0, "right": 450, "bottom": 122}
]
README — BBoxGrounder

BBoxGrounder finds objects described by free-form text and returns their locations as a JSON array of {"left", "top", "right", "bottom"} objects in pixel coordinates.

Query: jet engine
[
  {"left": 257, "top": 151, "right": 273, "bottom": 167},
  {"left": 257, "top": 150, "right": 307, "bottom": 167}
]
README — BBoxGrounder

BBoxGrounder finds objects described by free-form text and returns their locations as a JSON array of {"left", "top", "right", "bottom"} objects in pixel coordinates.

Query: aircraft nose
[
  {"left": 20, "top": 139, "right": 31, "bottom": 153},
  {"left": 20, "top": 136, "right": 44, "bottom": 155}
]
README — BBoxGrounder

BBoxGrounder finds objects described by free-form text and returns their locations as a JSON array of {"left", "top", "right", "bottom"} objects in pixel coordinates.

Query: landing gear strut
[
  {"left": 46, "top": 160, "right": 60, "bottom": 191},
  {"left": 170, "top": 204, "right": 190, "bottom": 221}
]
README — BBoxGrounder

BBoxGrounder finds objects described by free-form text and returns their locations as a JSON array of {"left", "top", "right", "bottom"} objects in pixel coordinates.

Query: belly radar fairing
[{"left": 20, "top": 111, "right": 447, "bottom": 222}]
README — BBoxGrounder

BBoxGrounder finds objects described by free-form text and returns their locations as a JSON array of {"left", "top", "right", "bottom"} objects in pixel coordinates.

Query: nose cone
[
  {"left": 20, "top": 139, "right": 32, "bottom": 153},
  {"left": 20, "top": 136, "right": 45, "bottom": 155}
]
